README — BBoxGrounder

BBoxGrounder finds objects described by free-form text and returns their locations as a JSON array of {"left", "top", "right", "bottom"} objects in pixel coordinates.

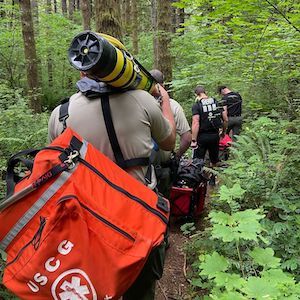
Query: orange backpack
[{"left": 0, "top": 128, "right": 169, "bottom": 300}]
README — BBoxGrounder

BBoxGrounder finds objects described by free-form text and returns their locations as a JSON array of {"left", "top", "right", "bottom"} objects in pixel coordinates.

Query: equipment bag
[
  {"left": 219, "top": 134, "right": 232, "bottom": 150},
  {"left": 169, "top": 183, "right": 207, "bottom": 217},
  {"left": 0, "top": 128, "right": 169, "bottom": 300}
]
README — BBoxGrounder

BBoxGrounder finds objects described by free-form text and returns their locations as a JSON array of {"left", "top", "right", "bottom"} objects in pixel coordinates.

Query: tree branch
[{"left": 264, "top": 0, "right": 300, "bottom": 33}]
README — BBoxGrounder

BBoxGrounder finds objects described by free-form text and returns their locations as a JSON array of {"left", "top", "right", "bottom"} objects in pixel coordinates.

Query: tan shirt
[
  {"left": 48, "top": 90, "right": 172, "bottom": 184},
  {"left": 159, "top": 99, "right": 190, "bottom": 162}
]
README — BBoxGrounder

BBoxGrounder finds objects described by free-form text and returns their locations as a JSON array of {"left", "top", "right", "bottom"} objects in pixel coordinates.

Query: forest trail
[
  {"left": 155, "top": 225, "right": 190, "bottom": 300},
  {"left": 155, "top": 188, "right": 211, "bottom": 300}
]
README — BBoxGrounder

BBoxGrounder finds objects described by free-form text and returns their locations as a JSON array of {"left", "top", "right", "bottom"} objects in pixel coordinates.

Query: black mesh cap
[{"left": 149, "top": 69, "right": 164, "bottom": 84}]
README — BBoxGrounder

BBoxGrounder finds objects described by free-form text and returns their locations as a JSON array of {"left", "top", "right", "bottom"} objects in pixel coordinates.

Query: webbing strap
[
  {"left": 100, "top": 94, "right": 149, "bottom": 169},
  {"left": 6, "top": 149, "right": 40, "bottom": 198},
  {"left": 101, "top": 94, "right": 125, "bottom": 167},
  {"left": 59, "top": 101, "right": 70, "bottom": 131}
]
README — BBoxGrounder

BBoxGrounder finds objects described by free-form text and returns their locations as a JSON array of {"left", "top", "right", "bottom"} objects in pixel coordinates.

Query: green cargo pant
[{"left": 122, "top": 241, "right": 166, "bottom": 300}]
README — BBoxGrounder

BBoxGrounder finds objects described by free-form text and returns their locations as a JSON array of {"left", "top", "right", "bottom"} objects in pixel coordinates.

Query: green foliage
[
  {"left": 172, "top": 0, "right": 300, "bottom": 117},
  {"left": 0, "top": 82, "right": 47, "bottom": 298},
  {"left": 36, "top": 11, "right": 82, "bottom": 108},
  {"left": 0, "top": 81, "right": 48, "bottom": 198},
  {"left": 210, "top": 209, "right": 264, "bottom": 242},
  {"left": 186, "top": 115, "right": 300, "bottom": 298},
  {"left": 180, "top": 222, "right": 196, "bottom": 235},
  {"left": 0, "top": 2, "right": 83, "bottom": 110},
  {"left": 199, "top": 252, "right": 229, "bottom": 278}
]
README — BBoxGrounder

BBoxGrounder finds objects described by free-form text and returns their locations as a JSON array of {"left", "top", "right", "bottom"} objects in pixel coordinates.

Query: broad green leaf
[
  {"left": 261, "top": 269, "right": 295, "bottom": 286},
  {"left": 231, "top": 183, "right": 246, "bottom": 199},
  {"left": 200, "top": 252, "right": 229, "bottom": 279},
  {"left": 214, "top": 272, "right": 246, "bottom": 291},
  {"left": 209, "top": 211, "right": 233, "bottom": 225},
  {"left": 243, "top": 277, "right": 280, "bottom": 299},
  {"left": 249, "top": 248, "right": 280, "bottom": 269},
  {"left": 211, "top": 224, "right": 236, "bottom": 242},
  {"left": 211, "top": 291, "right": 246, "bottom": 300}
]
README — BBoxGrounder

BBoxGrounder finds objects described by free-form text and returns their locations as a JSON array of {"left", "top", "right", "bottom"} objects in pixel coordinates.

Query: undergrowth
[{"left": 186, "top": 115, "right": 300, "bottom": 299}]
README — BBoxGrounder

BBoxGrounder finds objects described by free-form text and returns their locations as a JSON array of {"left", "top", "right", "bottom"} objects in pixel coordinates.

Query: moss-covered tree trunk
[
  {"left": 156, "top": 0, "right": 172, "bottom": 82},
  {"left": 95, "top": 0, "right": 122, "bottom": 40},
  {"left": 151, "top": 0, "right": 158, "bottom": 67},
  {"left": 46, "top": 0, "right": 53, "bottom": 88},
  {"left": 89, "top": 0, "right": 93, "bottom": 19},
  {"left": 0, "top": 0, "right": 4, "bottom": 18},
  {"left": 177, "top": 6, "right": 185, "bottom": 35},
  {"left": 131, "top": 0, "right": 138, "bottom": 55},
  {"left": 125, "top": 0, "right": 131, "bottom": 34},
  {"left": 31, "top": 0, "right": 39, "bottom": 33},
  {"left": 81, "top": 0, "right": 91, "bottom": 30},
  {"left": 170, "top": 0, "right": 184, "bottom": 34},
  {"left": 61, "top": 0, "right": 67, "bottom": 15},
  {"left": 68, "top": 0, "right": 75, "bottom": 19},
  {"left": 19, "top": 0, "right": 41, "bottom": 113}
]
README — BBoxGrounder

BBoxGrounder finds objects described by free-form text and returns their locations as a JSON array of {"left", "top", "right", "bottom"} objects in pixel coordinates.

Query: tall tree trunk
[
  {"left": 81, "top": 0, "right": 91, "bottom": 30},
  {"left": 68, "top": 0, "right": 75, "bottom": 19},
  {"left": 177, "top": 7, "right": 185, "bottom": 35},
  {"left": 171, "top": 0, "right": 185, "bottom": 35},
  {"left": 76, "top": 0, "right": 80, "bottom": 10},
  {"left": 156, "top": 0, "right": 172, "bottom": 82},
  {"left": 125, "top": 0, "right": 131, "bottom": 34},
  {"left": 62, "top": 0, "right": 67, "bottom": 15},
  {"left": 31, "top": 0, "right": 39, "bottom": 31},
  {"left": 11, "top": 0, "right": 19, "bottom": 28},
  {"left": 0, "top": 0, "right": 4, "bottom": 18},
  {"left": 171, "top": 0, "right": 176, "bottom": 33},
  {"left": 94, "top": 0, "right": 122, "bottom": 41},
  {"left": 131, "top": 0, "right": 138, "bottom": 55},
  {"left": 19, "top": 0, "right": 41, "bottom": 113},
  {"left": 31, "top": 0, "right": 43, "bottom": 88},
  {"left": 53, "top": 0, "right": 57, "bottom": 13},
  {"left": 46, "top": 0, "right": 53, "bottom": 88},
  {"left": 121, "top": 0, "right": 126, "bottom": 30},
  {"left": 90, "top": 0, "right": 93, "bottom": 19},
  {"left": 151, "top": 0, "right": 158, "bottom": 68}
]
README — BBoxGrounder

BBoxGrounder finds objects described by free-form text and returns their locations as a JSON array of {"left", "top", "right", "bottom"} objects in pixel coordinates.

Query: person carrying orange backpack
[{"left": 48, "top": 74, "right": 176, "bottom": 299}]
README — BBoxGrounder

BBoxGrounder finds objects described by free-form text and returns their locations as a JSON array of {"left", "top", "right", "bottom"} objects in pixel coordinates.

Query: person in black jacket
[
  {"left": 218, "top": 85, "right": 243, "bottom": 138},
  {"left": 191, "top": 86, "right": 227, "bottom": 185}
]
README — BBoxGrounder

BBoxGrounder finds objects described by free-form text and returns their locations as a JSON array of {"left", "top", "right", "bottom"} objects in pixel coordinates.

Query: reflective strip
[{"left": 0, "top": 140, "right": 88, "bottom": 251}]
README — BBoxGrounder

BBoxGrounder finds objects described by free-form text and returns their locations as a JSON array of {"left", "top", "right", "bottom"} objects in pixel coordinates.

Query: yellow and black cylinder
[{"left": 68, "top": 31, "right": 156, "bottom": 93}]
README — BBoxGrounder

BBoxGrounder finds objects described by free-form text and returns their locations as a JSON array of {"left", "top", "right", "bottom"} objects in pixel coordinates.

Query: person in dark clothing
[
  {"left": 191, "top": 86, "right": 228, "bottom": 185},
  {"left": 218, "top": 85, "right": 243, "bottom": 138},
  {"left": 150, "top": 69, "right": 191, "bottom": 198}
]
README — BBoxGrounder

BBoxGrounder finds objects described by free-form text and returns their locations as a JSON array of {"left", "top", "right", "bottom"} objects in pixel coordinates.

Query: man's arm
[
  {"left": 171, "top": 100, "right": 191, "bottom": 158},
  {"left": 191, "top": 115, "right": 200, "bottom": 148},
  {"left": 176, "top": 131, "right": 192, "bottom": 158},
  {"left": 153, "top": 85, "right": 176, "bottom": 151},
  {"left": 221, "top": 105, "right": 228, "bottom": 137}
]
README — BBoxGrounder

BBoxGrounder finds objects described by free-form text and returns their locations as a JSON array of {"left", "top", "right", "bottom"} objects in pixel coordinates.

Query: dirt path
[
  {"left": 155, "top": 187, "right": 212, "bottom": 300},
  {"left": 155, "top": 222, "right": 190, "bottom": 300}
]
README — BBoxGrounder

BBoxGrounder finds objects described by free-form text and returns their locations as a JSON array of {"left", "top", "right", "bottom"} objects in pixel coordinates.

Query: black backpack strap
[
  {"left": 6, "top": 149, "right": 40, "bottom": 197},
  {"left": 59, "top": 99, "right": 70, "bottom": 132},
  {"left": 100, "top": 94, "right": 149, "bottom": 170}
]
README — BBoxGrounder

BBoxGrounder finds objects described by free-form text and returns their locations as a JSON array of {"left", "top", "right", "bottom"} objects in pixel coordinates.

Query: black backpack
[{"left": 175, "top": 158, "right": 206, "bottom": 188}]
